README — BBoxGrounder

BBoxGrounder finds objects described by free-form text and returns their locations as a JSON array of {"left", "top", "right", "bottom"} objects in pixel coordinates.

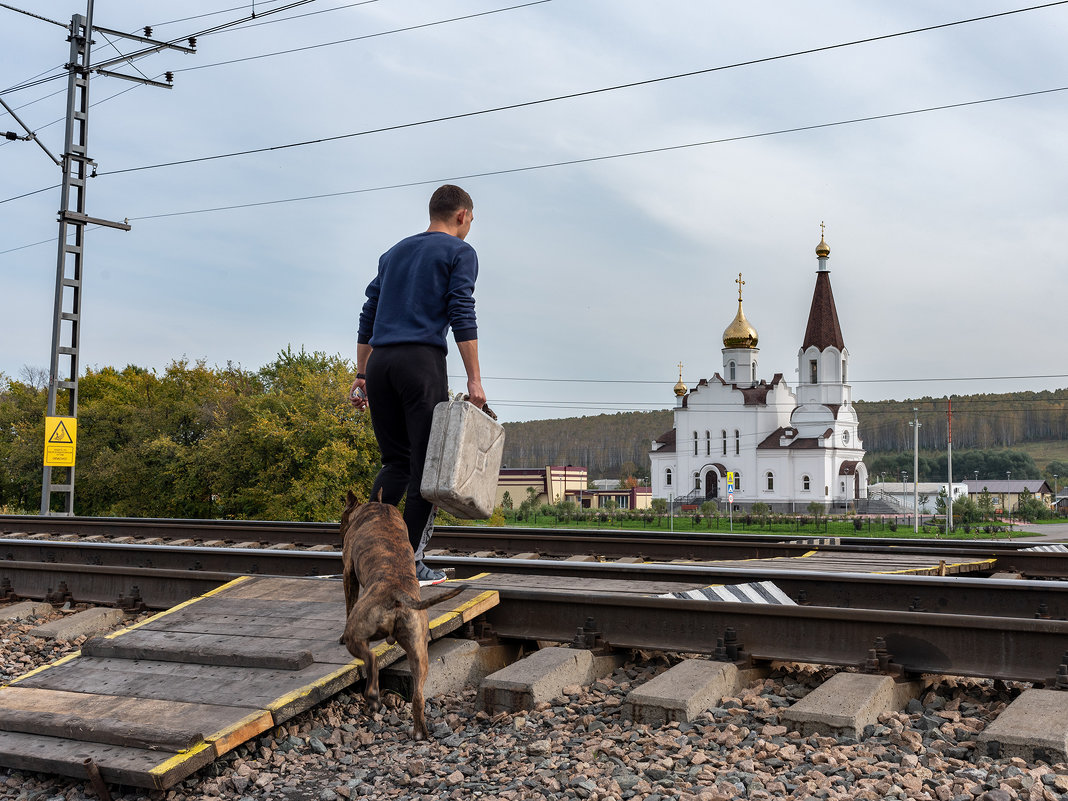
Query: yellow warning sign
[{"left": 44, "top": 416, "right": 77, "bottom": 467}]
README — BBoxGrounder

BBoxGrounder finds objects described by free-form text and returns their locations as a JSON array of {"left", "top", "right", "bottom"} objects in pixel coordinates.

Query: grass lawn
[{"left": 457, "top": 514, "right": 1028, "bottom": 539}]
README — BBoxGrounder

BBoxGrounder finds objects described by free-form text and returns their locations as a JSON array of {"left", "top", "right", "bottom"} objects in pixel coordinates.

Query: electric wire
[
  {"left": 188, "top": 0, "right": 379, "bottom": 35},
  {"left": 0, "top": 3, "right": 67, "bottom": 28},
  {"left": 96, "top": 1, "right": 1068, "bottom": 177},
  {"left": 176, "top": 0, "right": 552, "bottom": 73},
  {"left": 147, "top": 0, "right": 294, "bottom": 29},
  {"left": 0, "top": 0, "right": 319, "bottom": 97},
  {"left": 116, "top": 83, "right": 1068, "bottom": 222},
  {"left": 0, "top": 184, "right": 59, "bottom": 205},
  {"left": 1, "top": 0, "right": 541, "bottom": 149}
]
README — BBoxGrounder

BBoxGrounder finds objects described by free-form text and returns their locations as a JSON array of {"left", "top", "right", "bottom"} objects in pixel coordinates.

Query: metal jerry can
[{"left": 420, "top": 399, "right": 505, "bottom": 519}]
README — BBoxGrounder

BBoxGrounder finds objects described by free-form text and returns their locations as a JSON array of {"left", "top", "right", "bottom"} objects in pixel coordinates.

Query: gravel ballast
[{"left": 2, "top": 606, "right": 1067, "bottom": 801}]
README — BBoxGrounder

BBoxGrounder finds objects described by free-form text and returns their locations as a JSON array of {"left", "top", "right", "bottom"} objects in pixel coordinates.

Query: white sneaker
[{"left": 416, "top": 561, "right": 446, "bottom": 586}]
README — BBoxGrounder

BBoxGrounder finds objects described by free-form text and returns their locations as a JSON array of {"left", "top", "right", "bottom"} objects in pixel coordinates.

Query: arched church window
[
  {"left": 734, "top": 429, "right": 740, "bottom": 455},
  {"left": 802, "top": 475, "right": 811, "bottom": 491},
  {"left": 809, "top": 359, "right": 818, "bottom": 384},
  {"left": 721, "top": 430, "right": 727, "bottom": 456},
  {"left": 842, "top": 358, "right": 847, "bottom": 383},
  {"left": 693, "top": 431, "right": 698, "bottom": 456},
  {"left": 665, "top": 469, "right": 672, "bottom": 487},
  {"left": 751, "top": 363, "right": 756, "bottom": 383},
  {"left": 694, "top": 473, "right": 701, "bottom": 491},
  {"left": 735, "top": 472, "right": 742, "bottom": 491},
  {"left": 705, "top": 431, "right": 710, "bottom": 456},
  {"left": 729, "top": 361, "right": 736, "bottom": 381},
  {"left": 765, "top": 472, "right": 774, "bottom": 491}
]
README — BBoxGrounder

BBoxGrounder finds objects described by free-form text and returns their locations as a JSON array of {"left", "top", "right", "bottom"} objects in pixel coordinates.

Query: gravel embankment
[{"left": 2, "top": 606, "right": 1067, "bottom": 801}]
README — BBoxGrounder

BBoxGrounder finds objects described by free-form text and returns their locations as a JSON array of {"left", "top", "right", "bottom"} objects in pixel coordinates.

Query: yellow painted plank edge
[
  {"left": 147, "top": 740, "right": 215, "bottom": 786},
  {"left": 266, "top": 662, "right": 364, "bottom": 714},
  {"left": 428, "top": 589, "right": 499, "bottom": 631},
  {"left": 872, "top": 557, "right": 997, "bottom": 575},
  {"left": 205, "top": 709, "right": 275, "bottom": 757},
  {"left": 3, "top": 650, "right": 81, "bottom": 688}
]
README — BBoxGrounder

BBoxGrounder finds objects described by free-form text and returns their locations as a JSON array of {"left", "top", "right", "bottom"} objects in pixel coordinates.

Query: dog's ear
[
  {"left": 374, "top": 488, "right": 383, "bottom": 503},
  {"left": 346, "top": 489, "right": 358, "bottom": 506}
]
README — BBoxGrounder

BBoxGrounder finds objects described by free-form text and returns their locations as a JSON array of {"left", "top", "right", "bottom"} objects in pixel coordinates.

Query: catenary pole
[
  {"left": 947, "top": 396, "right": 953, "bottom": 534},
  {"left": 39, "top": 2, "right": 192, "bottom": 514}
]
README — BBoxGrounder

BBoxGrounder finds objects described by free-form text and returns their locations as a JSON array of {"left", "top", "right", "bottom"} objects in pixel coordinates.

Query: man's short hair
[{"left": 429, "top": 184, "right": 473, "bottom": 221}]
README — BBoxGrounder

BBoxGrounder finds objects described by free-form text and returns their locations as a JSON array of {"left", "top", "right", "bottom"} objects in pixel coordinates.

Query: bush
[
  {"left": 888, "top": 520, "right": 898, "bottom": 532},
  {"left": 853, "top": 518, "right": 863, "bottom": 531}
]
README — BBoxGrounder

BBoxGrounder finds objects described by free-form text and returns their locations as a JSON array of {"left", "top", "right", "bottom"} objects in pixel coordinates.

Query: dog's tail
[{"left": 400, "top": 584, "right": 464, "bottom": 611}]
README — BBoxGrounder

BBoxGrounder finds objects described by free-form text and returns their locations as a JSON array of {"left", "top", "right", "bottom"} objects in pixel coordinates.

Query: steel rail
[
  {"left": 3, "top": 540, "right": 1068, "bottom": 619},
  {"left": 470, "top": 587, "right": 1068, "bottom": 684},
  {"left": 0, "top": 513, "right": 1044, "bottom": 552},
  {"left": 2, "top": 555, "right": 1066, "bottom": 683}
]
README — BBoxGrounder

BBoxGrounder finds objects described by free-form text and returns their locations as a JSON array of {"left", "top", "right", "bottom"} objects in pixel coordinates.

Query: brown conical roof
[{"left": 801, "top": 270, "right": 845, "bottom": 351}]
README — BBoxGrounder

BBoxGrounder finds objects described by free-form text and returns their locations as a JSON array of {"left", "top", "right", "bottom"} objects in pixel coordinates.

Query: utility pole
[
  {"left": 946, "top": 396, "right": 953, "bottom": 535},
  {"left": 909, "top": 408, "right": 921, "bottom": 533},
  {"left": 40, "top": 2, "right": 194, "bottom": 515}
]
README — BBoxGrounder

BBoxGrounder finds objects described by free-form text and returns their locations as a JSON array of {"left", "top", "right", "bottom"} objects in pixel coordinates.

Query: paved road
[{"left": 1011, "top": 520, "right": 1068, "bottom": 541}]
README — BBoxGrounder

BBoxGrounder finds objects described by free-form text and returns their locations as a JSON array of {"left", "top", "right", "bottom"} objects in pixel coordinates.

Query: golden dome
[
  {"left": 722, "top": 272, "right": 758, "bottom": 348},
  {"left": 722, "top": 301, "right": 758, "bottom": 349},
  {"left": 816, "top": 221, "right": 830, "bottom": 258},
  {"left": 673, "top": 362, "right": 687, "bottom": 397}
]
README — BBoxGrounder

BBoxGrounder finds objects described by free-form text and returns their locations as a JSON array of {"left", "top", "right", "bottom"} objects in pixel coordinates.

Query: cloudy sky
[{"left": 2, "top": 0, "right": 1066, "bottom": 424}]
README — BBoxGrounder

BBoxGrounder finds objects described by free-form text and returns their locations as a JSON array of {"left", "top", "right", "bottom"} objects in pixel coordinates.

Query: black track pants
[{"left": 365, "top": 344, "right": 448, "bottom": 558}]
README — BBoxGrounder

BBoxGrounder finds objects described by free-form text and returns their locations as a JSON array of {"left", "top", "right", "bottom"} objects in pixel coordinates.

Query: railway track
[
  {"left": 1, "top": 514, "right": 1063, "bottom": 572},
  {"left": 2, "top": 519, "right": 1068, "bottom": 684}
]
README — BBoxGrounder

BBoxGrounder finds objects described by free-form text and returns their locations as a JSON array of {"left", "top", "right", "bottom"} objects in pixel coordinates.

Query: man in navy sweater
[{"left": 349, "top": 185, "right": 486, "bottom": 584}]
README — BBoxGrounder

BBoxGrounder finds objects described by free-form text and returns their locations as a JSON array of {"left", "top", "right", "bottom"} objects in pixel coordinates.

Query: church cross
[{"left": 735, "top": 272, "right": 745, "bottom": 302}]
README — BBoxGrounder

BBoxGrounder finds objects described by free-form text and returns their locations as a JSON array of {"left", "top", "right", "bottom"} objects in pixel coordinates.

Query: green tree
[
  {"left": 699, "top": 500, "right": 718, "bottom": 528},
  {"left": 977, "top": 488, "right": 995, "bottom": 522},
  {"left": 651, "top": 497, "right": 667, "bottom": 524},
  {"left": 807, "top": 500, "right": 824, "bottom": 529},
  {"left": 751, "top": 501, "right": 771, "bottom": 527}
]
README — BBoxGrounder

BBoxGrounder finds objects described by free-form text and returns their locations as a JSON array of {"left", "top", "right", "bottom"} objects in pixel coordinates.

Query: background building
[{"left": 650, "top": 232, "right": 867, "bottom": 512}]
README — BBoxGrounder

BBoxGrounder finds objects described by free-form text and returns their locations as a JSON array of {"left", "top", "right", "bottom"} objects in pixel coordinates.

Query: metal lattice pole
[{"left": 41, "top": 10, "right": 95, "bottom": 516}]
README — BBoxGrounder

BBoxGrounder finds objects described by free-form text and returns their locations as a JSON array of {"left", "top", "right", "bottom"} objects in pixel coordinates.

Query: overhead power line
[
  {"left": 0, "top": 0, "right": 318, "bottom": 97},
  {"left": 458, "top": 373, "right": 1068, "bottom": 386},
  {"left": 2, "top": 0, "right": 541, "bottom": 139},
  {"left": 0, "top": 3, "right": 67, "bottom": 28},
  {"left": 118, "top": 83, "right": 1068, "bottom": 221},
  {"left": 175, "top": 0, "right": 552, "bottom": 73},
  {"left": 97, "top": 1, "right": 1068, "bottom": 176},
  {"left": 146, "top": 0, "right": 295, "bottom": 29}
]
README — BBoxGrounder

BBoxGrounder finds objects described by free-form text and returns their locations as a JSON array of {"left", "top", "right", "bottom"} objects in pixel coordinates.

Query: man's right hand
[{"left": 466, "top": 379, "right": 486, "bottom": 411}]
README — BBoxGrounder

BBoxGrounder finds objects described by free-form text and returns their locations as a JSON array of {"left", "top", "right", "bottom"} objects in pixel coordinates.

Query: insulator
[
  {"left": 144, "top": 26, "right": 152, "bottom": 38},
  {"left": 165, "top": 71, "right": 174, "bottom": 83},
  {"left": 188, "top": 37, "right": 197, "bottom": 49},
  {"left": 3, "top": 131, "right": 18, "bottom": 141}
]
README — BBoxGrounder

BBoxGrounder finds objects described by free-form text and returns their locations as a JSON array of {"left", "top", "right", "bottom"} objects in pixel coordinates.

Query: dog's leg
[
  {"left": 349, "top": 638, "right": 380, "bottom": 713},
  {"left": 401, "top": 627, "right": 431, "bottom": 740},
  {"left": 339, "top": 576, "right": 362, "bottom": 644}
]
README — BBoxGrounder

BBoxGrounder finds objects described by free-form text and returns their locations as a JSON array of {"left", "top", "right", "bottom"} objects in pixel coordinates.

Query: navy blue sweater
[{"left": 357, "top": 231, "right": 478, "bottom": 350}]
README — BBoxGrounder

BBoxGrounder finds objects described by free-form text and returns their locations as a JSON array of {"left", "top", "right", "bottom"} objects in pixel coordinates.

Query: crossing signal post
[
  {"left": 726, "top": 471, "right": 735, "bottom": 532},
  {"left": 39, "top": 2, "right": 194, "bottom": 514}
]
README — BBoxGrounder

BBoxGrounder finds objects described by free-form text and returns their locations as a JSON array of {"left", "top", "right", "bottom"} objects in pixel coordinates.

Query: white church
[{"left": 649, "top": 230, "right": 868, "bottom": 512}]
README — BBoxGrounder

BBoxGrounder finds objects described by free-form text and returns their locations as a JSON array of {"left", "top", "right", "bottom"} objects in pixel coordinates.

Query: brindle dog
[{"left": 339, "top": 490, "right": 462, "bottom": 739}]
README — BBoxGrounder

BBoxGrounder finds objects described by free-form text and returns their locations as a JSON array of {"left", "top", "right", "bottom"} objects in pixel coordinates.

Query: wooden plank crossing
[
  {"left": 0, "top": 576, "right": 497, "bottom": 790},
  {"left": 682, "top": 550, "right": 997, "bottom": 576}
]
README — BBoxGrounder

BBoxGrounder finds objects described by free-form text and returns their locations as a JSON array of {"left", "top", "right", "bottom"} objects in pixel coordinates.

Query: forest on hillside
[{"left": 502, "top": 389, "right": 1068, "bottom": 482}]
